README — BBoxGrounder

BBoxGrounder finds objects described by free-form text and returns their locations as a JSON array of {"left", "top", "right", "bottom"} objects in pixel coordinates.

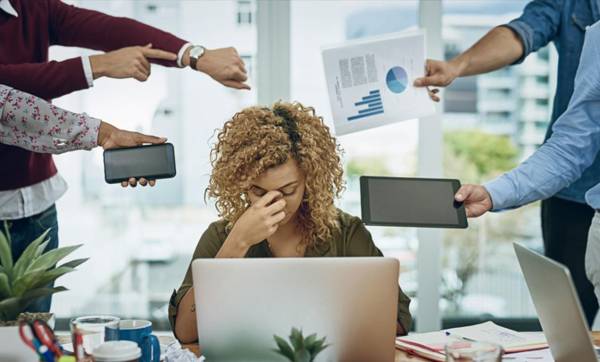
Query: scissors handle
[
  {"left": 18, "top": 321, "right": 36, "bottom": 350},
  {"left": 33, "top": 320, "right": 63, "bottom": 357}
]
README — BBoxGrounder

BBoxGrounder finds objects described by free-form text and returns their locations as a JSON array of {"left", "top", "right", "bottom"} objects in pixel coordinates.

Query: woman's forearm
[
  {"left": 174, "top": 288, "right": 198, "bottom": 344},
  {"left": 215, "top": 232, "right": 250, "bottom": 258}
]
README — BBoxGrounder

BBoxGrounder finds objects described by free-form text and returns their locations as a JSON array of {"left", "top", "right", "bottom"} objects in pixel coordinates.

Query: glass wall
[
  {"left": 44, "top": 0, "right": 557, "bottom": 330},
  {"left": 290, "top": 0, "right": 420, "bottom": 321},
  {"left": 441, "top": 0, "right": 554, "bottom": 323},
  {"left": 51, "top": 0, "right": 256, "bottom": 329}
]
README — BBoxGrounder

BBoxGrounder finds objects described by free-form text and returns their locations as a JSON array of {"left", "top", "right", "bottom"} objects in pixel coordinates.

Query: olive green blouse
[{"left": 168, "top": 209, "right": 412, "bottom": 336}]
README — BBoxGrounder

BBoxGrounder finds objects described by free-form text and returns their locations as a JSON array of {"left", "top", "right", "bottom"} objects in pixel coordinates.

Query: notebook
[{"left": 395, "top": 321, "right": 548, "bottom": 361}]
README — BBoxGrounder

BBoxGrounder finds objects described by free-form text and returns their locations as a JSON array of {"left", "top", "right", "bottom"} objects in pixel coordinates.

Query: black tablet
[{"left": 360, "top": 176, "right": 468, "bottom": 228}]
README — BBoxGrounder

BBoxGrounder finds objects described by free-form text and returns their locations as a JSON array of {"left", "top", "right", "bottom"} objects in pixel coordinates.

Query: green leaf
[
  {"left": 27, "top": 245, "right": 81, "bottom": 273},
  {"left": 304, "top": 333, "right": 317, "bottom": 348},
  {"left": 11, "top": 269, "right": 46, "bottom": 297},
  {"left": 12, "top": 267, "right": 74, "bottom": 296},
  {"left": 307, "top": 336, "right": 329, "bottom": 359},
  {"left": 0, "top": 273, "right": 10, "bottom": 299},
  {"left": 58, "top": 258, "right": 89, "bottom": 269},
  {"left": 0, "top": 286, "right": 67, "bottom": 322},
  {"left": 0, "top": 228, "right": 13, "bottom": 276},
  {"left": 290, "top": 327, "right": 304, "bottom": 350},
  {"left": 22, "top": 285, "right": 67, "bottom": 300},
  {"left": 3, "top": 221, "right": 11, "bottom": 246},
  {"left": 29, "top": 266, "right": 74, "bottom": 290},
  {"left": 34, "top": 240, "right": 50, "bottom": 259},
  {"left": 13, "top": 230, "right": 50, "bottom": 279},
  {"left": 273, "top": 335, "right": 295, "bottom": 361},
  {"left": 295, "top": 349, "right": 310, "bottom": 362},
  {"left": 0, "top": 297, "right": 21, "bottom": 322},
  {"left": 311, "top": 341, "right": 330, "bottom": 358}
]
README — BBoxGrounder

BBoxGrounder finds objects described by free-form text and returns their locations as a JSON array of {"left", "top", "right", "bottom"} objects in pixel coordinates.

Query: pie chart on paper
[{"left": 386, "top": 66, "right": 409, "bottom": 94}]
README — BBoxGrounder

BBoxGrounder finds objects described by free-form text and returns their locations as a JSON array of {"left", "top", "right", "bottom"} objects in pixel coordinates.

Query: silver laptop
[
  {"left": 191, "top": 257, "right": 399, "bottom": 362},
  {"left": 514, "top": 242, "right": 599, "bottom": 362}
]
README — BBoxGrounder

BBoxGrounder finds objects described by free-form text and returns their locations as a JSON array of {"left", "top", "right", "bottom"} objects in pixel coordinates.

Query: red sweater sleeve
[
  {"left": 0, "top": 58, "right": 89, "bottom": 100},
  {"left": 47, "top": 0, "right": 189, "bottom": 67}
]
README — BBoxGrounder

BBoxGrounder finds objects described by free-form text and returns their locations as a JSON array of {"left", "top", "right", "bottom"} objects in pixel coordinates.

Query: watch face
[{"left": 190, "top": 46, "right": 205, "bottom": 58}]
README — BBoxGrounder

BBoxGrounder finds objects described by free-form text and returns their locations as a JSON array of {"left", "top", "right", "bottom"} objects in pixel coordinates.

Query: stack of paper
[{"left": 395, "top": 322, "right": 547, "bottom": 361}]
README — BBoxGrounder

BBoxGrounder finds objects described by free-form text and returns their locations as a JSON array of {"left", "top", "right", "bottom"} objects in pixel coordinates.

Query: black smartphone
[
  {"left": 360, "top": 176, "right": 468, "bottom": 229},
  {"left": 103, "top": 143, "right": 176, "bottom": 184}
]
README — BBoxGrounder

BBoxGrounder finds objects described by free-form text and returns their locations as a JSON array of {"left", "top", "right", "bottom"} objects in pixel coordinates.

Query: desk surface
[
  {"left": 57, "top": 331, "right": 600, "bottom": 361},
  {"left": 180, "top": 331, "right": 600, "bottom": 362}
]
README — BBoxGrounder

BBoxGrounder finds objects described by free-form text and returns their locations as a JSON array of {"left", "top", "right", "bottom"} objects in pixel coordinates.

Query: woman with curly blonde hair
[{"left": 168, "top": 102, "right": 412, "bottom": 343}]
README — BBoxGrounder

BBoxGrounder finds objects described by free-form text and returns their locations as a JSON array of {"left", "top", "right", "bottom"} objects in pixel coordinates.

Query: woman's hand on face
[{"left": 230, "top": 191, "right": 287, "bottom": 247}]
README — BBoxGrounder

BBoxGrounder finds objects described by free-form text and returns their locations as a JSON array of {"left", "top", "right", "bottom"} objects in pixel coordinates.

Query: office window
[
  {"left": 441, "top": 0, "right": 556, "bottom": 326},
  {"left": 236, "top": 0, "right": 254, "bottom": 25},
  {"left": 291, "top": 0, "right": 420, "bottom": 320},
  {"left": 50, "top": 0, "right": 257, "bottom": 329}
]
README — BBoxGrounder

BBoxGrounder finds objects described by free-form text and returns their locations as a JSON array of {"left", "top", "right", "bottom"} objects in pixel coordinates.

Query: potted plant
[
  {"left": 273, "top": 327, "right": 330, "bottom": 362},
  {"left": 0, "top": 224, "right": 87, "bottom": 361}
]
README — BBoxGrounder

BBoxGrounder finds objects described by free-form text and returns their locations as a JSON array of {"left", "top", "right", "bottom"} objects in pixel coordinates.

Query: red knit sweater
[{"left": 0, "top": 0, "right": 187, "bottom": 191}]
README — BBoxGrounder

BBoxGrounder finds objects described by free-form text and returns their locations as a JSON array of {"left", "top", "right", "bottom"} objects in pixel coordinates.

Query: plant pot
[
  {"left": 0, "top": 325, "right": 38, "bottom": 362},
  {"left": 0, "top": 313, "right": 55, "bottom": 362}
]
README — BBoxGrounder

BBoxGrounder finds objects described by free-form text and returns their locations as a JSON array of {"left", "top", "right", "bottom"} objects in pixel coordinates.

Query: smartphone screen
[{"left": 103, "top": 143, "right": 176, "bottom": 183}]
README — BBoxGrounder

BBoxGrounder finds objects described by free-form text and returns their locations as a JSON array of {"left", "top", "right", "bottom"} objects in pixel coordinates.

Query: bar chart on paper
[
  {"left": 347, "top": 89, "right": 384, "bottom": 121},
  {"left": 322, "top": 31, "right": 435, "bottom": 135}
]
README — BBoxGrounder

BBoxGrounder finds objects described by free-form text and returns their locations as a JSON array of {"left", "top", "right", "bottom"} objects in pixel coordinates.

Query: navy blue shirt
[{"left": 504, "top": 0, "right": 600, "bottom": 203}]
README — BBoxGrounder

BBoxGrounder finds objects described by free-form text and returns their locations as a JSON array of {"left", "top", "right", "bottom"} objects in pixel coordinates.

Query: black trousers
[{"left": 541, "top": 196, "right": 598, "bottom": 326}]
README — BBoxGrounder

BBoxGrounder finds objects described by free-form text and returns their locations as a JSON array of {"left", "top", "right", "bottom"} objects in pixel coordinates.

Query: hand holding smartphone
[{"left": 103, "top": 143, "right": 176, "bottom": 184}]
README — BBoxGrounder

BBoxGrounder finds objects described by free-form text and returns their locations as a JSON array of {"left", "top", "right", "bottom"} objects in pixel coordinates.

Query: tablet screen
[{"left": 360, "top": 176, "right": 468, "bottom": 228}]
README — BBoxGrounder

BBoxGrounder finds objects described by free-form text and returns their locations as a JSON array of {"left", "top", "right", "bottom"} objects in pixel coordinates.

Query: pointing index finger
[{"left": 141, "top": 47, "right": 178, "bottom": 61}]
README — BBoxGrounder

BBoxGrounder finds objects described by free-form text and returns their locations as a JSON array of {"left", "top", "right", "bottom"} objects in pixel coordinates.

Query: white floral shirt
[
  {"left": 0, "top": 84, "right": 101, "bottom": 219},
  {"left": 0, "top": 84, "right": 100, "bottom": 153}
]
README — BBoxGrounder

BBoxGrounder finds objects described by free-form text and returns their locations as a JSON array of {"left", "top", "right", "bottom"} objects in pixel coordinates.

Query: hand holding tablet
[{"left": 360, "top": 176, "right": 468, "bottom": 228}]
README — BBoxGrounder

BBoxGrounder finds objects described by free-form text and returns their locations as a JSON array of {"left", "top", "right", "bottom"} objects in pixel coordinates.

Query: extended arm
[
  {"left": 0, "top": 85, "right": 165, "bottom": 155},
  {"left": 48, "top": 0, "right": 249, "bottom": 89},
  {"left": 415, "top": 0, "right": 562, "bottom": 101},
  {"left": 456, "top": 24, "right": 600, "bottom": 216}
]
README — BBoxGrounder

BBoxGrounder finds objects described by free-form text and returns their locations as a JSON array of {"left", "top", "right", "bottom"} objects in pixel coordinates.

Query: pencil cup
[{"left": 70, "top": 315, "right": 120, "bottom": 355}]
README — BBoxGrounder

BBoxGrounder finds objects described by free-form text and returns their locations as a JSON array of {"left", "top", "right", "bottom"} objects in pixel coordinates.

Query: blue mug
[{"left": 107, "top": 320, "right": 160, "bottom": 362}]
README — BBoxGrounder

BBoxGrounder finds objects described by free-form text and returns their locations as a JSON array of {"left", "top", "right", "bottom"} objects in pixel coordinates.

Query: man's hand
[
  {"left": 454, "top": 184, "right": 493, "bottom": 218},
  {"left": 97, "top": 121, "right": 167, "bottom": 188},
  {"left": 184, "top": 47, "right": 250, "bottom": 90},
  {"left": 90, "top": 44, "right": 177, "bottom": 82},
  {"left": 413, "top": 58, "right": 465, "bottom": 102}
]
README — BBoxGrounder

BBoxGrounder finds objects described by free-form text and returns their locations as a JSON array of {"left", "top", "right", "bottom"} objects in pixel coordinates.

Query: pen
[{"left": 445, "top": 331, "right": 478, "bottom": 343}]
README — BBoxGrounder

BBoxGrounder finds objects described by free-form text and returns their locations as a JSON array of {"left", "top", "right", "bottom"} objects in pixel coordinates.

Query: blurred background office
[{"left": 50, "top": 0, "right": 578, "bottom": 332}]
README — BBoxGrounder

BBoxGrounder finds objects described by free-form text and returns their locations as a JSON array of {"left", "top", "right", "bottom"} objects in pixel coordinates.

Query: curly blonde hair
[{"left": 207, "top": 101, "right": 345, "bottom": 247}]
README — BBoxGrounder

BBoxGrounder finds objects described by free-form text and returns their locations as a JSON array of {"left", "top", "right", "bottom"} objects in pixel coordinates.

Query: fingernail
[
  {"left": 456, "top": 194, "right": 462, "bottom": 200},
  {"left": 413, "top": 80, "right": 421, "bottom": 86}
]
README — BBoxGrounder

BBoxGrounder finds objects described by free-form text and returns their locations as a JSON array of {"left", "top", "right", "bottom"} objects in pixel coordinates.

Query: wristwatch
[{"left": 188, "top": 45, "right": 206, "bottom": 70}]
